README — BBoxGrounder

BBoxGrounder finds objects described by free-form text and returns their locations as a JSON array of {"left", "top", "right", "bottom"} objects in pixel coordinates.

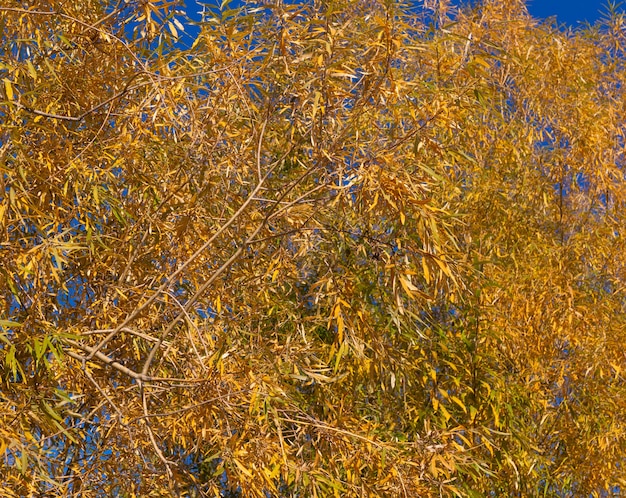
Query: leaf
[
  {"left": 27, "top": 61, "right": 37, "bottom": 80},
  {"left": 0, "top": 320, "right": 21, "bottom": 329},
  {"left": 311, "top": 90, "right": 321, "bottom": 120},
  {"left": 42, "top": 401, "right": 63, "bottom": 422},
  {"left": 232, "top": 458, "right": 253, "bottom": 478},
  {"left": 167, "top": 21, "right": 178, "bottom": 38},
  {"left": 3, "top": 78, "right": 13, "bottom": 100},
  {"left": 450, "top": 395, "right": 467, "bottom": 413}
]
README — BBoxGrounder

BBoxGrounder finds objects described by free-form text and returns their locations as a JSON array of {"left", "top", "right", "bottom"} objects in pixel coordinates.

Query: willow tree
[
  {"left": 1, "top": 0, "right": 625, "bottom": 496},
  {"left": 427, "top": 1, "right": 626, "bottom": 494}
]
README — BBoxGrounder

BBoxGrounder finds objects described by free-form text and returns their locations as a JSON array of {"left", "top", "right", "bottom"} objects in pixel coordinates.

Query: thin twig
[
  {"left": 140, "top": 382, "right": 177, "bottom": 478},
  {"left": 130, "top": 388, "right": 252, "bottom": 422},
  {"left": 65, "top": 341, "right": 204, "bottom": 383}
]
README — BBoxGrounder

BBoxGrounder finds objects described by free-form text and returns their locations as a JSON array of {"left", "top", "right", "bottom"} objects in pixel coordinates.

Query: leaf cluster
[{"left": 1, "top": 0, "right": 625, "bottom": 496}]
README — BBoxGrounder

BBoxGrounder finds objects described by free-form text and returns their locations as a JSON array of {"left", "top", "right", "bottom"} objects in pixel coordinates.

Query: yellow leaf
[
  {"left": 334, "top": 341, "right": 346, "bottom": 373},
  {"left": 451, "top": 395, "right": 467, "bottom": 413},
  {"left": 0, "top": 319, "right": 21, "bottom": 329},
  {"left": 168, "top": 21, "right": 178, "bottom": 38},
  {"left": 429, "top": 368, "right": 437, "bottom": 382},
  {"left": 430, "top": 455, "right": 440, "bottom": 478},
  {"left": 422, "top": 257, "right": 431, "bottom": 284},
  {"left": 233, "top": 458, "right": 253, "bottom": 478},
  {"left": 336, "top": 314, "right": 344, "bottom": 342},
  {"left": 470, "top": 406, "right": 478, "bottom": 423},
  {"left": 399, "top": 275, "right": 417, "bottom": 294},
  {"left": 367, "top": 192, "right": 379, "bottom": 213},
  {"left": 433, "top": 256, "right": 453, "bottom": 279},
  {"left": 399, "top": 275, "right": 429, "bottom": 300},
  {"left": 173, "top": 18, "right": 185, "bottom": 32},
  {"left": 3, "top": 78, "right": 13, "bottom": 101},
  {"left": 439, "top": 403, "right": 452, "bottom": 422},
  {"left": 27, "top": 61, "right": 37, "bottom": 80},
  {"left": 333, "top": 301, "right": 342, "bottom": 317},
  {"left": 312, "top": 91, "right": 321, "bottom": 120}
]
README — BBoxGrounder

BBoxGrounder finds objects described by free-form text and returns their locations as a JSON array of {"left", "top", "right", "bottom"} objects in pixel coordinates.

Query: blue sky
[
  {"left": 524, "top": 0, "right": 618, "bottom": 26},
  {"left": 183, "top": 0, "right": 622, "bottom": 27}
]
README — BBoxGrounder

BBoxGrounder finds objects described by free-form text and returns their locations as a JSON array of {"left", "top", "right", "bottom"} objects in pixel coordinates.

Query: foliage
[{"left": 1, "top": 0, "right": 625, "bottom": 496}]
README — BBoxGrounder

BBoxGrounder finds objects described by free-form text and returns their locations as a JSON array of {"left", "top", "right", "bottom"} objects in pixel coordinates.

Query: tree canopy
[{"left": 1, "top": 0, "right": 625, "bottom": 496}]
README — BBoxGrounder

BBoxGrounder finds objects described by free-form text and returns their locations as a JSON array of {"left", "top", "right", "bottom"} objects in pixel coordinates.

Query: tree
[{"left": 1, "top": 0, "right": 625, "bottom": 496}]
